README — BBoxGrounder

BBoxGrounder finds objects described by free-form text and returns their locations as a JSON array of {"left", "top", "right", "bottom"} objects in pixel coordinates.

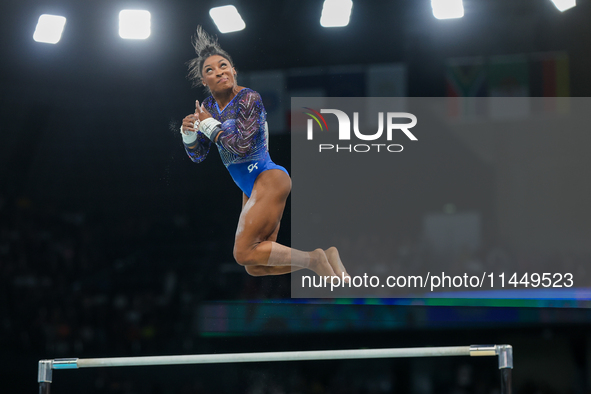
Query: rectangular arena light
[
  {"left": 33, "top": 14, "right": 66, "bottom": 44},
  {"left": 119, "top": 10, "right": 151, "bottom": 39},
  {"left": 209, "top": 6, "right": 246, "bottom": 33},
  {"left": 320, "top": 0, "right": 353, "bottom": 28},
  {"left": 431, "top": 0, "right": 464, "bottom": 19},
  {"left": 551, "top": 0, "right": 576, "bottom": 11}
]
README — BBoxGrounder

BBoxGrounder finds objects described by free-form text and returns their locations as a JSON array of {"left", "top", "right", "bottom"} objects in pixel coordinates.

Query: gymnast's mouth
[{"left": 218, "top": 77, "right": 228, "bottom": 83}]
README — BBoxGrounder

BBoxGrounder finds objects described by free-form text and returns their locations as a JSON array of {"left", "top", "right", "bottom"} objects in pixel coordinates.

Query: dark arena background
[{"left": 2, "top": 0, "right": 591, "bottom": 393}]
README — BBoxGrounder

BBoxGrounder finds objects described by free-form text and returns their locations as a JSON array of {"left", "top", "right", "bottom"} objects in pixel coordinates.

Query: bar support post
[
  {"left": 497, "top": 345, "right": 513, "bottom": 394},
  {"left": 38, "top": 360, "right": 53, "bottom": 394}
]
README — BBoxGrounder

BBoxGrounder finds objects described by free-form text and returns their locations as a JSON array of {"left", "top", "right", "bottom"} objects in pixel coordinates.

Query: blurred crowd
[
  {"left": 2, "top": 191, "right": 587, "bottom": 357},
  {"left": 0, "top": 193, "right": 290, "bottom": 360}
]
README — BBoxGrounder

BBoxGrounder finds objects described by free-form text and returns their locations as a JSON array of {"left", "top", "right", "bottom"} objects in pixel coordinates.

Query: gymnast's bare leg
[{"left": 234, "top": 169, "right": 349, "bottom": 278}]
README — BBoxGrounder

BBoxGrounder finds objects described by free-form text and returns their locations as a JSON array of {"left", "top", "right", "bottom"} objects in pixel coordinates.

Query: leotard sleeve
[
  {"left": 215, "top": 90, "right": 264, "bottom": 158},
  {"left": 184, "top": 132, "right": 212, "bottom": 163}
]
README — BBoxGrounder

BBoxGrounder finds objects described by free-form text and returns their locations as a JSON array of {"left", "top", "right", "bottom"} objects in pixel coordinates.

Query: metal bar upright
[
  {"left": 497, "top": 345, "right": 513, "bottom": 394},
  {"left": 38, "top": 360, "right": 53, "bottom": 394}
]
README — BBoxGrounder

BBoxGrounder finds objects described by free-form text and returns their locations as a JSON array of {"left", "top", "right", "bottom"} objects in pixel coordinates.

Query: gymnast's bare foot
[
  {"left": 308, "top": 249, "right": 337, "bottom": 277},
  {"left": 325, "top": 246, "right": 350, "bottom": 282}
]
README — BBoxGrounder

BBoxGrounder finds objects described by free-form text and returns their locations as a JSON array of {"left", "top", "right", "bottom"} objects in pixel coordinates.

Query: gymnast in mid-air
[{"left": 179, "top": 27, "right": 348, "bottom": 279}]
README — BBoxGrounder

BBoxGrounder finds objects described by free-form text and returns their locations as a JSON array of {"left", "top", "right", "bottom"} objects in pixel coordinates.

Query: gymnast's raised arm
[{"left": 180, "top": 105, "right": 211, "bottom": 163}]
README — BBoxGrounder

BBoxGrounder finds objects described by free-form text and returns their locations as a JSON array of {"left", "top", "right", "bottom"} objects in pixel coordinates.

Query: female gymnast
[{"left": 179, "top": 28, "right": 348, "bottom": 279}]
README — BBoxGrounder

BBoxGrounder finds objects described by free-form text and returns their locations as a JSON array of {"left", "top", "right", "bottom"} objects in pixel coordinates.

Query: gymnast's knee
[
  {"left": 233, "top": 245, "right": 257, "bottom": 266},
  {"left": 244, "top": 265, "right": 267, "bottom": 276}
]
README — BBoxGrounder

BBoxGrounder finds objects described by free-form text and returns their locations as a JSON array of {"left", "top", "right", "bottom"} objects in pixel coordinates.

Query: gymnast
[{"left": 179, "top": 27, "right": 349, "bottom": 279}]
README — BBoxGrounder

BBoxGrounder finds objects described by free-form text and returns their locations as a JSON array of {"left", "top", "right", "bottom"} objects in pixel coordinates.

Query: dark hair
[{"left": 187, "top": 26, "right": 235, "bottom": 88}]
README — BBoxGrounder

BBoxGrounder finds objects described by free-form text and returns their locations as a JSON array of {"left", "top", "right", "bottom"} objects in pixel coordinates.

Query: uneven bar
[
  {"left": 59, "top": 346, "right": 472, "bottom": 369},
  {"left": 39, "top": 345, "right": 513, "bottom": 394}
]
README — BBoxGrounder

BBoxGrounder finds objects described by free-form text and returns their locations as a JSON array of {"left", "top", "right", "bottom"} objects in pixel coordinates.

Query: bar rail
[{"left": 38, "top": 344, "right": 512, "bottom": 394}]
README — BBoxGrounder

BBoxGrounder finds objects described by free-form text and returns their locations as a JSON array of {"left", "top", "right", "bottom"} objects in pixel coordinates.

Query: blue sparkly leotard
[{"left": 183, "top": 88, "right": 289, "bottom": 197}]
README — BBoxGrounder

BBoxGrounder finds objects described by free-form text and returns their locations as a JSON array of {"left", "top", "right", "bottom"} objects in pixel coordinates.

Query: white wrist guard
[
  {"left": 199, "top": 117, "right": 222, "bottom": 141},
  {"left": 180, "top": 125, "right": 198, "bottom": 145}
]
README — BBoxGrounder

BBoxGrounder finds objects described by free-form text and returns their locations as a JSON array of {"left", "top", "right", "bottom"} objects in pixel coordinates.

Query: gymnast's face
[{"left": 202, "top": 55, "right": 237, "bottom": 94}]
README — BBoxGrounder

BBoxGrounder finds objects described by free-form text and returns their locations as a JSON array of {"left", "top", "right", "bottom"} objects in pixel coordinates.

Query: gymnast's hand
[
  {"left": 195, "top": 100, "right": 212, "bottom": 122},
  {"left": 180, "top": 101, "right": 212, "bottom": 135},
  {"left": 181, "top": 112, "right": 199, "bottom": 135}
]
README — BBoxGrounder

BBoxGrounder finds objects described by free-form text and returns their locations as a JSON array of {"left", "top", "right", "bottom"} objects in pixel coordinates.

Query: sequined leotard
[{"left": 183, "top": 88, "right": 289, "bottom": 197}]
